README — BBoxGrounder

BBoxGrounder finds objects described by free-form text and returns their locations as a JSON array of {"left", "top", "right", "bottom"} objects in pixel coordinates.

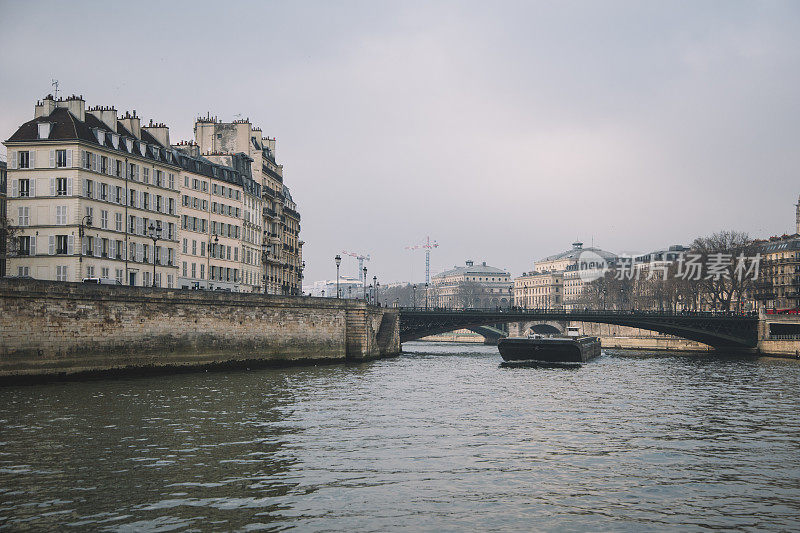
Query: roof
[
  {"left": 759, "top": 237, "right": 800, "bottom": 253},
  {"left": 537, "top": 243, "right": 617, "bottom": 263},
  {"left": 434, "top": 261, "right": 510, "bottom": 279},
  {"left": 6, "top": 107, "right": 177, "bottom": 167}
]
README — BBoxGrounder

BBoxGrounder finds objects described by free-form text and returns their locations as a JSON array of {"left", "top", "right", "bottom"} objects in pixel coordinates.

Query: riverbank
[{"left": 0, "top": 278, "right": 400, "bottom": 380}]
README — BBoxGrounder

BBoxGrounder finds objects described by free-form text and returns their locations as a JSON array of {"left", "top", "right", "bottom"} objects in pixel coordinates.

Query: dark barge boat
[{"left": 498, "top": 327, "right": 601, "bottom": 364}]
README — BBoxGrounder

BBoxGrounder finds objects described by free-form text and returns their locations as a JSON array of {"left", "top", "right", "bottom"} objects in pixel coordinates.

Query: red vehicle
[{"left": 766, "top": 308, "right": 800, "bottom": 315}]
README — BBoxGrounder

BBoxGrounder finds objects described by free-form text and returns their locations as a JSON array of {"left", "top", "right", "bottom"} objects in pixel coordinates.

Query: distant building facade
[
  {"left": 753, "top": 236, "right": 800, "bottom": 310},
  {"left": 515, "top": 242, "right": 616, "bottom": 309},
  {"left": 432, "top": 260, "right": 512, "bottom": 308}
]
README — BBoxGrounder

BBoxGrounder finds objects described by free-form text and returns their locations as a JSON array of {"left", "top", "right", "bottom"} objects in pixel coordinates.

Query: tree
[
  {"left": 690, "top": 230, "right": 756, "bottom": 311},
  {"left": 456, "top": 281, "right": 484, "bottom": 309}
]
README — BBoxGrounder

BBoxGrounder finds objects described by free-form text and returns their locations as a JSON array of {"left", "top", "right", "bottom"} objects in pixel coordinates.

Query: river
[{"left": 1, "top": 342, "right": 799, "bottom": 531}]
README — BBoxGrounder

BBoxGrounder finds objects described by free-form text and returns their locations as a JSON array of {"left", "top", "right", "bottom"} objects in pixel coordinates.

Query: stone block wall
[{"left": 0, "top": 278, "right": 400, "bottom": 378}]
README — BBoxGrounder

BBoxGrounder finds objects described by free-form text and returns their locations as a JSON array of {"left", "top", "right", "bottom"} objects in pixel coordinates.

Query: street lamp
[
  {"left": 373, "top": 276, "right": 377, "bottom": 305},
  {"left": 209, "top": 233, "right": 218, "bottom": 290},
  {"left": 335, "top": 254, "right": 341, "bottom": 298},
  {"left": 363, "top": 266, "right": 368, "bottom": 300},
  {"left": 147, "top": 222, "right": 161, "bottom": 287},
  {"left": 78, "top": 214, "right": 93, "bottom": 278},
  {"left": 376, "top": 281, "right": 380, "bottom": 307},
  {"left": 412, "top": 284, "right": 417, "bottom": 309}
]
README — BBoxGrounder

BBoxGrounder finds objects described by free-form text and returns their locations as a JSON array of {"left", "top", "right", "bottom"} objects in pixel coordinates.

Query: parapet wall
[{"left": 0, "top": 279, "right": 400, "bottom": 379}]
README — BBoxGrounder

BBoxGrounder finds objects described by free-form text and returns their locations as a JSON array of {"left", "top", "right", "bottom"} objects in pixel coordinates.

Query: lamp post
[
  {"left": 425, "top": 282, "right": 429, "bottom": 310},
  {"left": 376, "top": 281, "right": 380, "bottom": 307},
  {"left": 78, "top": 214, "right": 93, "bottom": 279},
  {"left": 362, "top": 266, "right": 368, "bottom": 300},
  {"left": 412, "top": 284, "right": 417, "bottom": 309},
  {"left": 209, "top": 233, "right": 218, "bottom": 290},
  {"left": 373, "top": 276, "right": 377, "bottom": 305},
  {"left": 335, "top": 254, "right": 341, "bottom": 298},
  {"left": 147, "top": 222, "right": 161, "bottom": 287}
]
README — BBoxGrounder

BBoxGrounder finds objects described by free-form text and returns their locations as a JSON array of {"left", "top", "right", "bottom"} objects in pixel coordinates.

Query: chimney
[
  {"left": 796, "top": 195, "right": 800, "bottom": 235},
  {"left": 143, "top": 120, "right": 170, "bottom": 147},
  {"left": 35, "top": 94, "right": 56, "bottom": 118},
  {"left": 172, "top": 141, "right": 200, "bottom": 158},
  {"left": 118, "top": 110, "right": 141, "bottom": 139},
  {"left": 466, "top": 260, "right": 474, "bottom": 267},
  {"left": 573, "top": 241, "right": 583, "bottom": 249},
  {"left": 56, "top": 94, "right": 85, "bottom": 121},
  {"left": 87, "top": 105, "right": 117, "bottom": 131}
]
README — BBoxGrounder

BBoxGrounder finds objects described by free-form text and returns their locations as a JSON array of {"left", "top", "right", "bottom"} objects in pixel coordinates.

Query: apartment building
[
  {"left": 194, "top": 117, "right": 303, "bottom": 295},
  {"left": 172, "top": 142, "right": 263, "bottom": 292},
  {"left": 4, "top": 95, "right": 179, "bottom": 286},
  {"left": 0, "top": 161, "right": 6, "bottom": 277}
]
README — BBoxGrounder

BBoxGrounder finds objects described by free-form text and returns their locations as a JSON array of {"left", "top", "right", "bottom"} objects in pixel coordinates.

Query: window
[
  {"left": 56, "top": 235, "right": 69, "bottom": 254},
  {"left": 56, "top": 266, "right": 68, "bottom": 282},
  {"left": 17, "top": 236, "right": 31, "bottom": 256},
  {"left": 116, "top": 212, "right": 123, "bottom": 232},
  {"left": 100, "top": 210, "right": 108, "bottom": 229},
  {"left": 168, "top": 198, "right": 174, "bottom": 215},
  {"left": 86, "top": 266, "right": 95, "bottom": 278},
  {"left": 56, "top": 205, "right": 68, "bottom": 225},
  {"left": 191, "top": 263, "right": 196, "bottom": 278},
  {"left": 86, "top": 179, "right": 94, "bottom": 198},
  {"left": 116, "top": 160, "right": 123, "bottom": 177},
  {"left": 130, "top": 189, "right": 136, "bottom": 207},
  {"left": 115, "top": 186, "right": 123, "bottom": 204},
  {"left": 143, "top": 244, "right": 149, "bottom": 264},
  {"left": 200, "top": 241, "right": 205, "bottom": 257},
  {"left": 143, "top": 167, "right": 150, "bottom": 183},
  {"left": 100, "top": 183, "right": 108, "bottom": 201},
  {"left": 183, "top": 262, "right": 187, "bottom": 277},
  {"left": 116, "top": 269, "right": 124, "bottom": 284},
  {"left": 101, "top": 267, "right": 109, "bottom": 278},
  {"left": 17, "top": 206, "right": 29, "bottom": 226},
  {"left": 18, "top": 266, "right": 30, "bottom": 277},
  {"left": 200, "top": 263, "right": 205, "bottom": 280},
  {"left": 19, "top": 179, "right": 30, "bottom": 197},
  {"left": 115, "top": 240, "right": 123, "bottom": 259},
  {"left": 18, "top": 151, "right": 30, "bottom": 169},
  {"left": 143, "top": 192, "right": 149, "bottom": 210},
  {"left": 156, "top": 195, "right": 162, "bottom": 212},
  {"left": 192, "top": 240, "right": 197, "bottom": 255},
  {"left": 56, "top": 177, "right": 68, "bottom": 196},
  {"left": 168, "top": 173, "right": 175, "bottom": 189}
]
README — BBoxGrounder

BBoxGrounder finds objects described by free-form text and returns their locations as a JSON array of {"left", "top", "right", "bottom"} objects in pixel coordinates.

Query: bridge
[{"left": 398, "top": 308, "right": 761, "bottom": 350}]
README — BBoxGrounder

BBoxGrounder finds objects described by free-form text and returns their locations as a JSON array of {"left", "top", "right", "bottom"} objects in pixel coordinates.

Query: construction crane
[
  {"left": 405, "top": 236, "right": 439, "bottom": 285},
  {"left": 340, "top": 251, "right": 371, "bottom": 284}
]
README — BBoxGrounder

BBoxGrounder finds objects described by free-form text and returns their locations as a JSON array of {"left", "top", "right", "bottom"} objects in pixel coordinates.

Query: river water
[{"left": 1, "top": 343, "right": 799, "bottom": 531}]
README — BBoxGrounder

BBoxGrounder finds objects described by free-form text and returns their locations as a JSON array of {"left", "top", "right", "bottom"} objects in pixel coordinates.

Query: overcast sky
[{"left": 1, "top": 1, "right": 798, "bottom": 284}]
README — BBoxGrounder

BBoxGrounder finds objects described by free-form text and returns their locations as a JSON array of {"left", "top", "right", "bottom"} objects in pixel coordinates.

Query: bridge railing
[{"left": 398, "top": 307, "right": 759, "bottom": 318}]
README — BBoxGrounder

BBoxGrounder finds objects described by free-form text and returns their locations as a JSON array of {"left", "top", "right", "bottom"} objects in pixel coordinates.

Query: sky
[{"left": 1, "top": 0, "right": 799, "bottom": 284}]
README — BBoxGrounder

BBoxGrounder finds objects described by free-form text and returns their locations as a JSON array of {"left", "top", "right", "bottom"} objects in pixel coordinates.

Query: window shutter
[
  {"left": 110, "top": 240, "right": 116, "bottom": 259},
  {"left": 68, "top": 235, "right": 74, "bottom": 255},
  {"left": 49, "top": 150, "right": 55, "bottom": 168},
  {"left": 30, "top": 151, "right": 36, "bottom": 169},
  {"left": 10, "top": 151, "right": 16, "bottom": 169},
  {"left": 135, "top": 166, "right": 140, "bottom": 180},
  {"left": 11, "top": 180, "right": 17, "bottom": 198},
  {"left": 82, "top": 237, "right": 88, "bottom": 255},
  {"left": 82, "top": 179, "right": 88, "bottom": 197},
  {"left": 30, "top": 236, "right": 36, "bottom": 256},
  {"left": 50, "top": 178, "right": 56, "bottom": 196},
  {"left": 49, "top": 236, "right": 55, "bottom": 255},
  {"left": 82, "top": 151, "right": 87, "bottom": 168},
  {"left": 94, "top": 238, "right": 101, "bottom": 258},
  {"left": 137, "top": 217, "right": 143, "bottom": 235},
  {"left": 67, "top": 178, "right": 73, "bottom": 196},
  {"left": 136, "top": 244, "right": 143, "bottom": 262},
  {"left": 161, "top": 247, "right": 167, "bottom": 266},
  {"left": 91, "top": 153, "right": 97, "bottom": 172},
  {"left": 29, "top": 179, "right": 35, "bottom": 197},
  {"left": 108, "top": 160, "right": 113, "bottom": 176},
  {"left": 66, "top": 150, "right": 73, "bottom": 168}
]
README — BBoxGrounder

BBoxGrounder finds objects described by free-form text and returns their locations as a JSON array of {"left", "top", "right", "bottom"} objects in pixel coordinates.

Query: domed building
[{"left": 514, "top": 242, "right": 617, "bottom": 310}]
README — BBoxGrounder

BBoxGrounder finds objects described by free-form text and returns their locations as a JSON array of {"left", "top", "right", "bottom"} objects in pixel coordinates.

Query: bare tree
[
  {"left": 456, "top": 281, "right": 484, "bottom": 309},
  {"left": 690, "top": 230, "right": 755, "bottom": 311}
]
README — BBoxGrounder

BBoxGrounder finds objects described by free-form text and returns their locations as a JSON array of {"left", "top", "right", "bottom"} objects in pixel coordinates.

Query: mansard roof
[
  {"left": 434, "top": 262, "right": 510, "bottom": 279},
  {"left": 5, "top": 107, "right": 177, "bottom": 166}
]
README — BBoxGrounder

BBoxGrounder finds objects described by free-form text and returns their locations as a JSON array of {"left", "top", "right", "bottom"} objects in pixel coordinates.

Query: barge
[{"left": 498, "top": 327, "right": 601, "bottom": 364}]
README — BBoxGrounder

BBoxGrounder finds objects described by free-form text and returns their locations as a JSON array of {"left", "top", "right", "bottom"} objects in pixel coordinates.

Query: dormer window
[
  {"left": 125, "top": 138, "right": 133, "bottom": 152},
  {"left": 37, "top": 122, "right": 51, "bottom": 139},
  {"left": 94, "top": 128, "right": 105, "bottom": 145},
  {"left": 139, "top": 142, "right": 147, "bottom": 156},
  {"left": 111, "top": 134, "right": 119, "bottom": 149}
]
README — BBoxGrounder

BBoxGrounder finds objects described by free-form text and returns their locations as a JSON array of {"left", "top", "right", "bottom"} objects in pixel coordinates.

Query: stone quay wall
[{"left": 0, "top": 278, "right": 400, "bottom": 379}]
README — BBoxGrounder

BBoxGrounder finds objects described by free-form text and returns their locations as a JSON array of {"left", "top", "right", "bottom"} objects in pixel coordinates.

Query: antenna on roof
[{"left": 51, "top": 79, "right": 59, "bottom": 99}]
